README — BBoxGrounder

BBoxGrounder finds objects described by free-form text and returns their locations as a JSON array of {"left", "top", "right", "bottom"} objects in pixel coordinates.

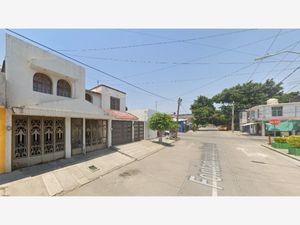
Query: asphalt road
[{"left": 67, "top": 131, "right": 300, "bottom": 196}]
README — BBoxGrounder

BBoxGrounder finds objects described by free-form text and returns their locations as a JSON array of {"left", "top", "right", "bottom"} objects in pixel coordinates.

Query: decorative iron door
[
  {"left": 112, "top": 120, "right": 133, "bottom": 145},
  {"left": 134, "top": 121, "right": 144, "bottom": 141},
  {"left": 71, "top": 118, "right": 83, "bottom": 155},
  {"left": 12, "top": 116, "right": 65, "bottom": 170},
  {"left": 85, "top": 119, "right": 108, "bottom": 152}
]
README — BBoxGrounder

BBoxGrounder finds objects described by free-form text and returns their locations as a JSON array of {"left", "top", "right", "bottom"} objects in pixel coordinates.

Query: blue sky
[{"left": 1, "top": 29, "right": 300, "bottom": 114}]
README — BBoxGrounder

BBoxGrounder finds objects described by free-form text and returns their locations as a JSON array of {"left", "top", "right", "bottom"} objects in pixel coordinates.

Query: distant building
[{"left": 240, "top": 98, "right": 300, "bottom": 136}]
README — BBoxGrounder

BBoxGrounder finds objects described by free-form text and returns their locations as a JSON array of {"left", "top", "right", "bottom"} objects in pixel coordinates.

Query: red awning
[{"left": 105, "top": 109, "right": 138, "bottom": 121}]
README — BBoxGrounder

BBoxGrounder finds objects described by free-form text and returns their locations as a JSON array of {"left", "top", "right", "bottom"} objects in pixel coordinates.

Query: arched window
[
  {"left": 85, "top": 93, "right": 93, "bottom": 103},
  {"left": 57, "top": 79, "right": 71, "bottom": 98},
  {"left": 33, "top": 73, "right": 52, "bottom": 94}
]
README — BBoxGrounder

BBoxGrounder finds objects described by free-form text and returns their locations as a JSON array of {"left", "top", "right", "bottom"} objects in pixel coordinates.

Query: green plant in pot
[
  {"left": 273, "top": 137, "right": 290, "bottom": 149},
  {"left": 287, "top": 136, "right": 300, "bottom": 155}
]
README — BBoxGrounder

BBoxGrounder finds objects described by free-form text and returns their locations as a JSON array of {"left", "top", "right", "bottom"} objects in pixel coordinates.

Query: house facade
[
  {"left": 128, "top": 109, "right": 157, "bottom": 140},
  {"left": 240, "top": 98, "right": 300, "bottom": 136},
  {"left": 0, "top": 34, "right": 145, "bottom": 174},
  {"left": 88, "top": 84, "right": 140, "bottom": 145}
]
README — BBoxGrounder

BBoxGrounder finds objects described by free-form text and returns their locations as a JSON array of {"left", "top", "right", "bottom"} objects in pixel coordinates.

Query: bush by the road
[
  {"left": 274, "top": 137, "right": 288, "bottom": 143},
  {"left": 287, "top": 136, "right": 300, "bottom": 148}
]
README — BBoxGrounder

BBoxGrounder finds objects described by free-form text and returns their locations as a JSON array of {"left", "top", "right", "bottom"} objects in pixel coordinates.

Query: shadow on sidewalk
[
  {"left": 0, "top": 148, "right": 117, "bottom": 186},
  {"left": 151, "top": 141, "right": 175, "bottom": 147}
]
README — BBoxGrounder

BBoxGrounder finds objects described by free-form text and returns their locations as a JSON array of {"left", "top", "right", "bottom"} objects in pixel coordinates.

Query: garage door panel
[
  {"left": 112, "top": 121, "right": 132, "bottom": 145},
  {"left": 134, "top": 121, "right": 144, "bottom": 141}
]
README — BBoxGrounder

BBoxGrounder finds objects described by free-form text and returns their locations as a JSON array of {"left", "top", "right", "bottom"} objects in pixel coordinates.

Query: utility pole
[
  {"left": 176, "top": 97, "right": 182, "bottom": 123},
  {"left": 155, "top": 101, "right": 158, "bottom": 112},
  {"left": 231, "top": 101, "right": 235, "bottom": 133},
  {"left": 176, "top": 97, "right": 182, "bottom": 138}
]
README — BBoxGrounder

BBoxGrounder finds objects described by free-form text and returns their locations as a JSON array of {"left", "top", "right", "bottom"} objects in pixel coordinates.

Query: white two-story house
[
  {"left": 85, "top": 84, "right": 142, "bottom": 145},
  {"left": 240, "top": 98, "right": 300, "bottom": 136},
  {"left": 0, "top": 34, "right": 149, "bottom": 174}
]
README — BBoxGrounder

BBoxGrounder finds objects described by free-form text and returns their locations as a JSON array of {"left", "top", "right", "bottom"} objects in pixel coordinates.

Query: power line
[
  {"left": 57, "top": 29, "right": 256, "bottom": 52},
  {"left": 66, "top": 54, "right": 300, "bottom": 65},
  {"left": 173, "top": 62, "right": 257, "bottom": 98},
  {"left": 260, "top": 40, "right": 300, "bottom": 82},
  {"left": 6, "top": 29, "right": 175, "bottom": 102},
  {"left": 119, "top": 29, "right": 257, "bottom": 57},
  {"left": 104, "top": 66, "right": 299, "bottom": 87},
  {"left": 278, "top": 66, "right": 300, "bottom": 84},
  {"left": 120, "top": 30, "right": 296, "bottom": 80},
  {"left": 286, "top": 83, "right": 300, "bottom": 92},
  {"left": 247, "top": 29, "right": 282, "bottom": 82}
]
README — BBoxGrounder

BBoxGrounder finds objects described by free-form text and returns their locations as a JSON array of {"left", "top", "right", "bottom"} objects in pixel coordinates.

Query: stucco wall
[
  {"left": 91, "top": 85, "right": 126, "bottom": 111},
  {"left": 0, "top": 72, "right": 5, "bottom": 106},
  {"left": 5, "top": 34, "right": 86, "bottom": 108},
  {"left": 249, "top": 103, "right": 300, "bottom": 121},
  {"left": 0, "top": 107, "right": 6, "bottom": 173},
  {"left": 86, "top": 91, "right": 102, "bottom": 108},
  {"left": 129, "top": 109, "right": 157, "bottom": 139}
]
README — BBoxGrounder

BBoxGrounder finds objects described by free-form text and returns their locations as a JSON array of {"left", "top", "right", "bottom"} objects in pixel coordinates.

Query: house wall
[
  {"left": 0, "top": 107, "right": 5, "bottom": 173},
  {"left": 91, "top": 86, "right": 126, "bottom": 111},
  {"left": 248, "top": 103, "right": 300, "bottom": 121},
  {"left": 5, "top": 34, "right": 86, "bottom": 108},
  {"left": 86, "top": 91, "right": 102, "bottom": 108},
  {"left": 2, "top": 35, "right": 113, "bottom": 173},
  {"left": 0, "top": 72, "right": 5, "bottom": 106},
  {"left": 128, "top": 109, "right": 157, "bottom": 139}
]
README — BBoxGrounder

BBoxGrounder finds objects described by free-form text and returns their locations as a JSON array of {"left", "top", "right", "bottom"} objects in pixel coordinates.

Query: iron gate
[
  {"left": 134, "top": 121, "right": 144, "bottom": 141},
  {"left": 85, "top": 119, "right": 108, "bottom": 152},
  {"left": 112, "top": 120, "right": 132, "bottom": 145},
  {"left": 12, "top": 116, "right": 65, "bottom": 170},
  {"left": 71, "top": 118, "right": 83, "bottom": 155}
]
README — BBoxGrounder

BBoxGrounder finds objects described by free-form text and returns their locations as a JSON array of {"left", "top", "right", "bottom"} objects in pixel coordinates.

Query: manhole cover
[
  {"left": 88, "top": 165, "right": 99, "bottom": 172},
  {"left": 251, "top": 160, "right": 266, "bottom": 164}
]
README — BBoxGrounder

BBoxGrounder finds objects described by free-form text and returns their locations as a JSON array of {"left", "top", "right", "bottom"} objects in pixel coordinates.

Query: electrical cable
[
  {"left": 57, "top": 29, "right": 256, "bottom": 52},
  {"left": 5, "top": 29, "right": 175, "bottom": 102}
]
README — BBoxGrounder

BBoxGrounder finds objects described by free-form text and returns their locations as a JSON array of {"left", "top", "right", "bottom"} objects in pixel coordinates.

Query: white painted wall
[
  {"left": 248, "top": 102, "right": 300, "bottom": 121},
  {"left": 128, "top": 108, "right": 157, "bottom": 139},
  {"left": 5, "top": 34, "right": 86, "bottom": 108},
  {"left": 86, "top": 91, "right": 102, "bottom": 108},
  {"left": 91, "top": 85, "right": 126, "bottom": 112},
  {"left": 0, "top": 72, "right": 5, "bottom": 106}
]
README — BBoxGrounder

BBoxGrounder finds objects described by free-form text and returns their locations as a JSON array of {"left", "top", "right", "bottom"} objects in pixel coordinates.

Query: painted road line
[
  {"left": 199, "top": 173, "right": 222, "bottom": 182},
  {"left": 237, "top": 147, "right": 267, "bottom": 158},
  {"left": 189, "top": 176, "right": 223, "bottom": 190}
]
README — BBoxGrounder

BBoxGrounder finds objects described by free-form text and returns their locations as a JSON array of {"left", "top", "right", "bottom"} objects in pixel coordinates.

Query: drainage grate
[
  {"left": 251, "top": 160, "right": 266, "bottom": 164},
  {"left": 88, "top": 165, "right": 99, "bottom": 172}
]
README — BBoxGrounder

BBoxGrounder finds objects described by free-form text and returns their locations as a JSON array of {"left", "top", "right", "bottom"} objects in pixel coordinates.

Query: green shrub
[
  {"left": 274, "top": 137, "right": 288, "bottom": 143},
  {"left": 287, "top": 136, "right": 300, "bottom": 148}
]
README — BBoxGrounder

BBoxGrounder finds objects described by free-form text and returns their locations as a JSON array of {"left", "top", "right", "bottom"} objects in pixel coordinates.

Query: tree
[
  {"left": 276, "top": 91, "right": 300, "bottom": 103},
  {"left": 211, "top": 79, "right": 285, "bottom": 127},
  {"left": 148, "top": 112, "right": 174, "bottom": 143},
  {"left": 190, "top": 95, "right": 215, "bottom": 126}
]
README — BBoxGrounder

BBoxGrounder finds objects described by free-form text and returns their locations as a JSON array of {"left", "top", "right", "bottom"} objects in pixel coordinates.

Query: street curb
[
  {"left": 137, "top": 140, "right": 176, "bottom": 161},
  {"left": 261, "top": 144, "right": 300, "bottom": 162}
]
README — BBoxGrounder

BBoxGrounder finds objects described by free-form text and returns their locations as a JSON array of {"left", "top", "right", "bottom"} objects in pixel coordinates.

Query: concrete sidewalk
[
  {"left": 0, "top": 137, "right": 175, "bottom": 196},
  {"left": 261, "top": 144, "right": 300, "bottom": 162}
]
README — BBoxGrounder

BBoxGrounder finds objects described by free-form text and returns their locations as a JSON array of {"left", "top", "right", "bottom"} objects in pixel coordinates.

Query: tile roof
[{"left": 105, "top": 109, "right": 138, "bottom": 121}]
